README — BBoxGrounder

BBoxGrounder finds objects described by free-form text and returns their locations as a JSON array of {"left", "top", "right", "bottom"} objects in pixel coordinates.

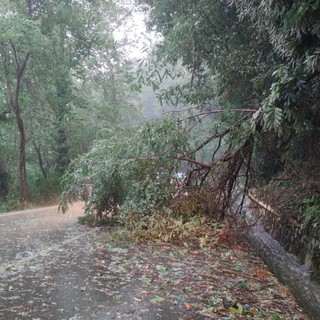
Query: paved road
[
  {"left": 0, "top": 203, "right": 115, "bottom": 320},
  {"left": 0, "top": 204, "right": 176, "bottom": 320},
  {"left": 0, "top": 204, "right": 84, "bottom": 267},
  {"left": 0, "top": 204, "right": 309, "bottom": 320},
  {"left": 0, "top": 203, "right": 188, "bottom": 320}
]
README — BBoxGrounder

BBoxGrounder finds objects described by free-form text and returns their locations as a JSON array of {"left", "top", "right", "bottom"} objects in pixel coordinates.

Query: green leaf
[
  {"left": 229, "top": 302, "right": 256, "bottom": 317},
  {"left": 229, "top": 302, "right": 243, "bottom": 314},
  {"left": 151, "top": 296, "right": 165, "bottom": 303}
]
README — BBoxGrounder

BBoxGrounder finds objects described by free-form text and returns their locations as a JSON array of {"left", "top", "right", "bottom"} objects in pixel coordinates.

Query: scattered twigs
[{"left": 215, "top": 269, "right": 262, "bottom": 282}]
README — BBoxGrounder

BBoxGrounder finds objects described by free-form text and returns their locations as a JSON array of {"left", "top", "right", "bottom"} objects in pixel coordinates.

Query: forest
[
  {"left": 0, "top": 0, "right": 144, "bottom": 208},
  {"left": 1, "top": 0, "right": 320, "bottom": 299}
]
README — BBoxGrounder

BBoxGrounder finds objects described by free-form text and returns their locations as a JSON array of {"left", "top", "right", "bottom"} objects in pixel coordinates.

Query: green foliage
[
  {"left": 27, "top": 169, "right": 63, "bottom": 204},
  {"left": 257, "top": 164, "right": 320, "bottom": 279},
  {"left": 138, "top": 0, "right": 320, "bottom": 223},
  {"left": 0, "top": 0, "right": 141, "bottom": 207},
  {"left": 0, "top": 160, "right": 9, "bottom": 199},
  {"left": 231, "top": 0, "right": 320, "bottom": 71},
  {"left": 139, "top": 0, "right": 272, "bottom": 112},
  {"left": 301, "top": 198, "right": 320, "bottom": 269},
  {"left": 78, "top": 214, "right": 98, "bottom": 226},
  {"left": 123, "top": 211, "right": 209, "bottom": 243},
  {"left": 299, "top": 196, "right": 320, "bottom": 278},
  {"left": 303, "top": 198, "right": 320, "bottom": 230},
  {"left": 300, "top": 195, "right": 320, "bottom": 281},
  {"left": 0, "top": 197, "right": 21, "bottom": 214},
  {"left": 103, "top": 227, "right": 137, "bottom": 246},
  {"left": 140, "top": 0, "right": 320, "bottom": 144},
  {"left": 232, "top": 0, "right": 320, "bottom": 148},
  {"left": 60, "top": 117, "right": 191, "bottom": 217},
  {"left": 311, "top": 246, "right": 320, "bottom": 280}
]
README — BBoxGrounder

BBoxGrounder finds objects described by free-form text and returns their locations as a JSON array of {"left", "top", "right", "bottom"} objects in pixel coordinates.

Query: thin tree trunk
[
  {"left": 33, "top": 143, "right": 47, "bottom": 178},
  {"left": 55, "top": 83, "right": 70, "bottom": 171},
  {"left": 17, "top": 112, "right": 28, "bottom": 203},
  {"left": 4, "top": 49, "right": 30, "bottom": 205},
  {"left": 14, "top": 53, "right": 30, "bottom": 204}
]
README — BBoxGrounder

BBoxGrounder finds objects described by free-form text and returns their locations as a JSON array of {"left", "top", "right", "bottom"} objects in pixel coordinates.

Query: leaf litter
[
  {"left": 0, "top": 222, "right": 310, "bottom": 320},
  {"left": 94, "top": 236, "right": 309, "bottom": 320}
]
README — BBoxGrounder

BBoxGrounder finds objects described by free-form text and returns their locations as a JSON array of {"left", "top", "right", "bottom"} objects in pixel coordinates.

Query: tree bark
[
  {"left": 4, "top": 49, "right": 30, "bottom": 205},
  {"left": 55, "top": 83, "right": 70, "bottom": 172},
  {"left": 229, "top": 190, "right": 320, "bottom": 319},
  {"left": 245, "top": 224, "right": 320, "bottom": 320},
  {"left": 33, "top": 143, "right": 47, "bottom": 178},
  {"left": 16, "top": 110, "right": 28, "bottom": 203}
]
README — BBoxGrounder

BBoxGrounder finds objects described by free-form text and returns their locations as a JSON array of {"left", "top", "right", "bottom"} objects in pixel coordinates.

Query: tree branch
[
  {"left": 9, "top": 41, "right": 19, "bottom": 68},
  {"left": 183, "top": 108, "right": 257, "bottom": 121},
  {"left": 178, "top": 155, "right": 212, "bottom": 169},
  {"left": 194, "top": 128, "right": 230, "bottom": 153},
  {"left": 15, "top": 53, "right": 30, "bottom": 102}
]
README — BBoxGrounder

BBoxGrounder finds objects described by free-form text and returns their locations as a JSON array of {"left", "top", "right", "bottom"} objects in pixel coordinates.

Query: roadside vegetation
[
  {"left": 59, "top": 0, "right": 320, "bottom": 278},
  {"left": 0, "top": 0, "right": 142, "bottom": 211},
  {"left": 1, "top": 0, "right": 320, "bottom": 290}
]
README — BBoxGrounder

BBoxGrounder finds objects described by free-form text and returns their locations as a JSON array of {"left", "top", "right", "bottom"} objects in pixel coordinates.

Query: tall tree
[
  {"left": 136, "top": 0, "right": 320, "bottom": 212},
  {"left": 0, "top": 0, "right": 135, "bottom": 204},
  {"left": 0, "top": 2, "right": 48, "bottom": 203}
]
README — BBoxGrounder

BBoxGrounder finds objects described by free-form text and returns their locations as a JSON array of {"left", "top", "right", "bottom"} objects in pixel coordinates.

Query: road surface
[
  {"left": 0, "top": 204, "right": 182, "bottom": 320},
  {"left": 0, "top": 203, "right": 117, "bottom": 320},
  {"left": 0, "top": 203, "right": 310, "bottom": 320}
]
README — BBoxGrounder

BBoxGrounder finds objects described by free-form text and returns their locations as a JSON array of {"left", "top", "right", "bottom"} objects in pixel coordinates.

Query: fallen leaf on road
[{"left": 151, "top": 295, "right": 165, "bottom": 303}]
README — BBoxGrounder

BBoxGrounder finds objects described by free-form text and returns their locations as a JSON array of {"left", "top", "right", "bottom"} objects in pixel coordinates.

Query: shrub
[
  {"left": 60, "top": 117, "right": 191, "bottom": 221},
  {"left": 28, "top": 169, "right": 63, "bottom": 204}
]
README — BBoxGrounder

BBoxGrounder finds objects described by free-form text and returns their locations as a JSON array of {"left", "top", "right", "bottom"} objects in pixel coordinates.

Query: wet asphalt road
[
  {"left": 0, "top": 203, "right": 119, "bottom": 320},
  {"left": 0, "top": 204, "right": 180, "bottom": 320},
  {"left": 0, "top": 204, "right": 308, "bottom": 320}
]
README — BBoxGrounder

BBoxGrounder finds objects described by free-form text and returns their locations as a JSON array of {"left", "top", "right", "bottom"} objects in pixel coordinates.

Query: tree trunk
[
  {"left": 16, "top": 112, "right": 28, "bottom": 204},
  {"left": 33, "top": 143, "right": 47, "bottom": 178},
  {"left": 245, "top": 224, "right": 320, "bottom": 320},
  {"left": 5, "top": 51, "right": 30, "bottom": 205},
  {"left": 230, "top": 191, "right": 320, "bottom": 320},
  {"left": 229, "top": 191, "right": 320, "bottom": 319},
  {"left": 10, "top": 93, "right": 28, "bottom": 204},
  {"left": 55, "top": 82, "right": 70, "bottom": 172}
]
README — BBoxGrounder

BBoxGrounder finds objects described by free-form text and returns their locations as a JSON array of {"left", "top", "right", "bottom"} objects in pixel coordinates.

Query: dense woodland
[
  {"left": 0, "top": 0, "right": 143, "bottom": 208},
  {"left": 1, "top": 0, "right": 320, "bottom": 275}
]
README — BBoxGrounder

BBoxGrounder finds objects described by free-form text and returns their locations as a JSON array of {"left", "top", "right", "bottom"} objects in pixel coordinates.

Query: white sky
[{"left": 113, "top": 1, "right": 159, "bottom": 60}]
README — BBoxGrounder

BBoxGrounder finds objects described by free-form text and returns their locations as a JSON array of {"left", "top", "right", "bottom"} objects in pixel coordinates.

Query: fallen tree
[
  {"left": 245, "top": 223, "right": 320, "bottom": 320},
  {"left": 226, "top": 189, "right": 318, "bottom": 320},
  {"left": 226, "top": 189, "right": 320, "bottom": 319}
]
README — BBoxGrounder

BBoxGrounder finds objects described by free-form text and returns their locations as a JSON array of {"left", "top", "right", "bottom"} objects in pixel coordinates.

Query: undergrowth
[
  {"left": 76, "top": 181, "right": 248, "bottom": 250},
  {"left": 255, "top": 161, "right": 320, "bottom": 280},
  {"left": 103, "top": 211, "right": 224, "bottom": 249},
  {"left": 0, "top": 197, "right": 21, "bottom": 213}
]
